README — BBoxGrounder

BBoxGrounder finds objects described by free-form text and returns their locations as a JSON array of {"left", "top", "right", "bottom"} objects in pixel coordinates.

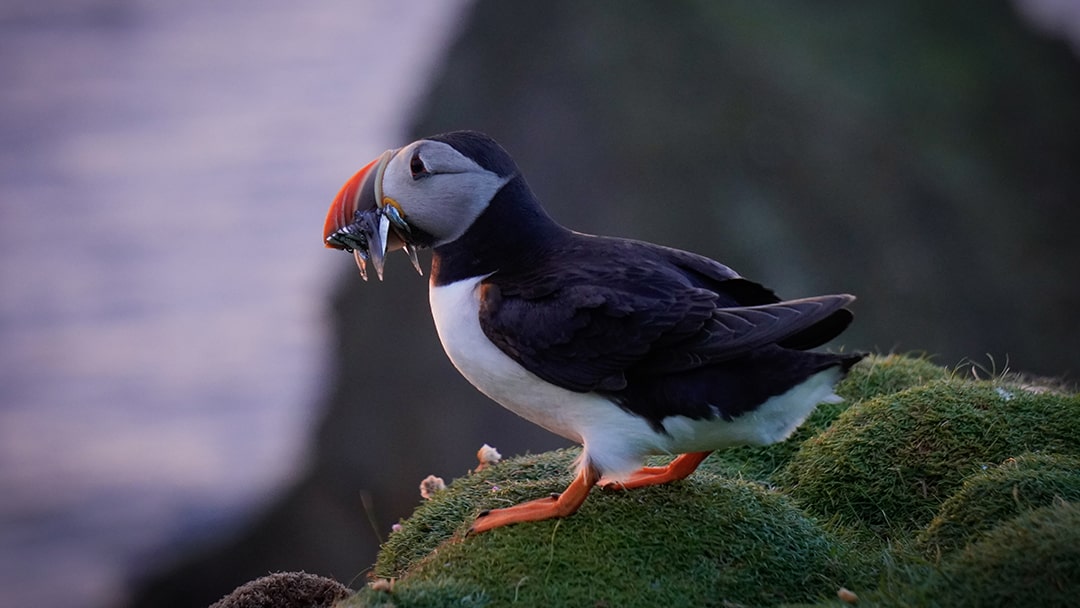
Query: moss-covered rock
[
  {"left": 834, "top": 353, "right": 952, "bottom": 403},
  {"left": 285, "top": 355, "right": 1080, "bottom": 607},
  {"left": 374, "top": 450, "right": 579, "bottom": 577},
  {"left": 781, "top": 379, "right": 1080, "bottom": 534},
  {"left": 700, "top": 354, "right": 949, "bottom": 481},
  {"left": 358, "top": 449, "right": 852, "bottom": 607},
  {"left": 916, "top": 453, "right": 1080, "bottom": 556},
  {"left": 921, "top": 501, "right": 1080, "bottom": 607}
]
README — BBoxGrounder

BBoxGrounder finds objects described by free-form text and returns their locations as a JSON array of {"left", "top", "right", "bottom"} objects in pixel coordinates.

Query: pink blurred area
[{"left": 0, "top": 1, "right": 468, "bottom": 606}]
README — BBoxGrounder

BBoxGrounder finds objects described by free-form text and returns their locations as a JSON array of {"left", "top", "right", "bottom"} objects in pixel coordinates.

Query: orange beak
[
  {"left": 323, "top": 149, "right": 421, "bottom": 281},
  {"left": 323, "top": 155, "right": 382, "bottom": 251}
]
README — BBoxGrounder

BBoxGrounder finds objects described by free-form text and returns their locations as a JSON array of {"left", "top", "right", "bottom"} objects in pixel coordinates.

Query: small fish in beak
[
  {"left": 325, "top": 208, "right": 384, "bottom": 281},
  {"left": 383, "top": 203, "right": 424, "bottom": 275},
  {"left": 323, "top": 150, "right": 423, "bottom": 281}
]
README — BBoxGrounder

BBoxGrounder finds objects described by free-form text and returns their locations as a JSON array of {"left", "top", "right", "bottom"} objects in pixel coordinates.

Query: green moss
[
  {"left": 781, "top": 379, "right": 1080, "bottom": 534},
  {"left": 834, "top": 353, "right": 953, "bottom": 403},
  {"left": 337, "top": 356, "right": 1079, "bottom": 607},
  {"left": 823, "top": 500, "right": 1080, "bottom": 608},
  {"left": 374, "top": 450, "right": 580, "bottom": 577},
  {"left": 376, "top": 354, "right": 943, "bottom": 579},
  {"left": 701, "top": 354, "right": 950, "bottom": 482},
  {"left": 356, "top": 453, "right": 852, "bottom": 607},
  {"left": 922, "top": 501, "right": 1080, "bottom": 607},
  {"left": 916, "top": 453, "right": 1080, "bottom": 556}
]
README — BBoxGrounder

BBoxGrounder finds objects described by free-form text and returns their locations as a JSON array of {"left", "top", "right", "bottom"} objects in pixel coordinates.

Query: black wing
[{"left": 478, "top": 237, "right": 855, "bottom": 394}]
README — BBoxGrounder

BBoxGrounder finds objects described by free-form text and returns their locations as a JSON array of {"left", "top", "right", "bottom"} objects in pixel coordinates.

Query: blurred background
[{"left": 1, "top": 1, "right": 1077, "bottom": 607}]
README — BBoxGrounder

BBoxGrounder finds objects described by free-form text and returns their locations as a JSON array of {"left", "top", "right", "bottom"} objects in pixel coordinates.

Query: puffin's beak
[{"left": 323, "top": 150, "right": 420, "bottom": 281}]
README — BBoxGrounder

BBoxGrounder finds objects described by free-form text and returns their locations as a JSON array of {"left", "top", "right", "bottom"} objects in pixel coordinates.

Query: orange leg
[
  {"left": 469, "top": 464, "right": 600, "bottom": 535},
  {"left": 601, "top": 451, "right": 712, "bottom": 491}
]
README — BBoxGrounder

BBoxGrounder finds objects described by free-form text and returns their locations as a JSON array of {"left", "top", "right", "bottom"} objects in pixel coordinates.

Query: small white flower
[
  {"left": 475, "top": 444, "right": 502, "bottom": 471},
  {"left": 369, "top": 578, "right": 394, "bottom": 592},
  {"left": 837, "top": 587, "right": 858, "bottom": 604},
  {"left": 419, "top": 474, "right": 446, "bottom": 500}
]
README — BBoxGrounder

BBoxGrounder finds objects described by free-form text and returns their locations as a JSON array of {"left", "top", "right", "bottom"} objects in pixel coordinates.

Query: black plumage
[{"left": 428, "top": 131, "right": 862, "bottom": 431}]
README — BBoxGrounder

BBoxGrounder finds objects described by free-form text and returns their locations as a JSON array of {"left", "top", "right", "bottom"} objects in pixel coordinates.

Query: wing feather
[{"left": 478, "top": 251, "right": 855, "bottom": 393}]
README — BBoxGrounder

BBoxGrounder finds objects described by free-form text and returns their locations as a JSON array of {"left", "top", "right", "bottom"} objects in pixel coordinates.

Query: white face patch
[{"left": 380, "top": 141, "right": 512, "bottom": 247}]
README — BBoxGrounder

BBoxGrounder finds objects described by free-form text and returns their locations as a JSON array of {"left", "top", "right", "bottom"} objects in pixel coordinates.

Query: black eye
[{"left": 409, "top": 152, "right": 428, "bottom": 179}]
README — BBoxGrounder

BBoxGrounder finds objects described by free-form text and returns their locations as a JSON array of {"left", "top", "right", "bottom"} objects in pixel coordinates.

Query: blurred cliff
[{"left": 131, "top": 1, "right": 1080, "bottom": 606}]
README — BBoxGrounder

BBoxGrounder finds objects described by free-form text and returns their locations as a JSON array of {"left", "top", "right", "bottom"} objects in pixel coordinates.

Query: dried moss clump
[{"left": 209, "top": 572, "right": 350, "bottom": 608}]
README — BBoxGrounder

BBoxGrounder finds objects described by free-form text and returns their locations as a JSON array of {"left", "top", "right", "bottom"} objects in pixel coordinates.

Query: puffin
[{"left": 323, "top": 130, "right": 863, "bottom": 534}]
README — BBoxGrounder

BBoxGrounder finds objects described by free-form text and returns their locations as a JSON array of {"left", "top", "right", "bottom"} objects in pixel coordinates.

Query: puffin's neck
[{"left": 431, "top": 175, "right": 568, "bottom": 286}]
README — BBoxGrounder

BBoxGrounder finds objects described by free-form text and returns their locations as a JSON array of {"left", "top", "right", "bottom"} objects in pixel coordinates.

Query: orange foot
[
  {"left": 601, "top": 451, "right": 713, "bottom": 491},
  {"left": 468, "top": 465, "right": 600, "bottom": 535}
]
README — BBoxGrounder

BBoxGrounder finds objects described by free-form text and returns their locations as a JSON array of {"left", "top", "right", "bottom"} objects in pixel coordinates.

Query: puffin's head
[{"left": 323, "top": 131, "right": 516, "bottom": 280}]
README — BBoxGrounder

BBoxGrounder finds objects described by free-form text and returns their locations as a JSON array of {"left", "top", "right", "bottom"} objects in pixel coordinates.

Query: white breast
[{"left": 429, "top": 276, "right": 662, "bottom": 478}]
